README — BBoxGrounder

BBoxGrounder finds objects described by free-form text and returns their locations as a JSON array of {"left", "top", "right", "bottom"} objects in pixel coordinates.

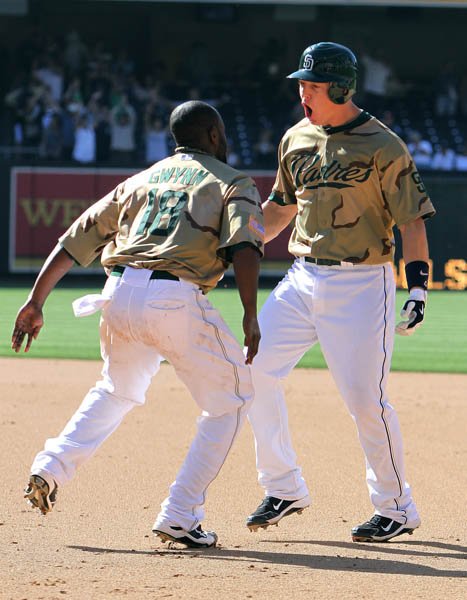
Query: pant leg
[
  {"left": 150, "top": 288, "right": 255, "bottom": 531},
  {"left": 31, "top": 280, "right": 163, "bottom": 486},
  {"left": 314, "top": 263, "right": 419, "bottom": 525},
  {"left": 248, "top": 262, "right": 317, "bottom": 500}
]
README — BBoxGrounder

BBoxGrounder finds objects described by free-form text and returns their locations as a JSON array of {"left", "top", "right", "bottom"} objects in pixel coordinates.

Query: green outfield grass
[{"left": 1, "top": 286, "right": 465, "bottom": 373}]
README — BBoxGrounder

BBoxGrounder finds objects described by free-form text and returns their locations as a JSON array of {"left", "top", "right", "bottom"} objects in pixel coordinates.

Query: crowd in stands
[
  {"left": 2, "top": 30, "right": 180, "bottom": 166},
  {"left": 2, "top": 29, "right": 467, "bottom": 172}
]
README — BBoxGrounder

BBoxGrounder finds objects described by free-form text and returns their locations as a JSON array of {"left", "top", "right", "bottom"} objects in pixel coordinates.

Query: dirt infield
[{"left": 1, "top": 358, "right": 466, "bottom": 599}]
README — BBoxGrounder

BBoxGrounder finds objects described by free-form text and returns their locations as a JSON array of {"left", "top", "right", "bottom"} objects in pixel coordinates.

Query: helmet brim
[{"left": 287, "top": 69, "right": 331, "bottom": 82}]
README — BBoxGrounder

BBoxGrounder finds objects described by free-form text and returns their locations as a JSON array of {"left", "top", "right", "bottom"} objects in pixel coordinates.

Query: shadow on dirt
[{"left": 69, "top": 539, "right": 467, "bottom": 578}]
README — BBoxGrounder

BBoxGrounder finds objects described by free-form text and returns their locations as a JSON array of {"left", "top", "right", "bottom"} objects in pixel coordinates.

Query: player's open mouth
[{"left": 302, "top": 103, "right": 312, "bottom": 120}]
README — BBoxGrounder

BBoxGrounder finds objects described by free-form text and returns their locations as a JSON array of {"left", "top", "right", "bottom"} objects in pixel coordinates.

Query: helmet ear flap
[
  {"left": 328, "top": 82, "right": 355, "bottom": 104},
  {"left": 328, "top": 82, "right": 346, "bottom": 104}
]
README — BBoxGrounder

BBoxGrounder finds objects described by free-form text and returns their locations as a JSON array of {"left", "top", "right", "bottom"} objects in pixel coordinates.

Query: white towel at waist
[{"left": 72, "top": 273, "right": 120, "bottom": 317}]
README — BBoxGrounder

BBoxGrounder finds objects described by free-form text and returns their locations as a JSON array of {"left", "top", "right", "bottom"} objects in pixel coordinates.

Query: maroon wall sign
[
  {"left": 9, "top": 167, "right": 290, "bottom": 273},
  {"left": 10, "top": 167, "right": 136, "bottom": 272}
]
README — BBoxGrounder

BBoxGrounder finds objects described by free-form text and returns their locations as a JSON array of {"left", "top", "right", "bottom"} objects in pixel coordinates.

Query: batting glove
[{"left": 396, "top": 288, "right": 426, "bottom": 336}]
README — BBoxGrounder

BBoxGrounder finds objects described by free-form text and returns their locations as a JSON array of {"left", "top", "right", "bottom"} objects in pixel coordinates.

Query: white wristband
[{"left": 409, "top": 288, "right": 427, "bottom": 302}]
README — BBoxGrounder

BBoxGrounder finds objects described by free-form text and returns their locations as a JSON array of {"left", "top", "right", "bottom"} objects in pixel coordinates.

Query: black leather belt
[
  {"left": 304, "top": 257, "right": 348, "bottom": 266},
  {"left": 111, "top": 265, "right": 179, "bottom": 281}
]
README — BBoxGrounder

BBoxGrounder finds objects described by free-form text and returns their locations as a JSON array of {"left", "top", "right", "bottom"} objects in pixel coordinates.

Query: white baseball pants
[
  {"left": 248, "top": 259, "right": 420, "bottom": 526},
  {"left": 31, "top": 267, "right": 253, "bottom": 531}
]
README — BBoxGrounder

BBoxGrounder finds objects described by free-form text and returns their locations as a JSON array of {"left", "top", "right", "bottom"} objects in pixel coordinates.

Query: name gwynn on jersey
[{"left": 149, "top": 167, "right": 209, "bottom": 186}]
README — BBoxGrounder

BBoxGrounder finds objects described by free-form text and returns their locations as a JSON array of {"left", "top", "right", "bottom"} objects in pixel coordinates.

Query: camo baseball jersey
[
  {"left": 270, "top": 111, "right": 436, "bottom": 264},
  {"left": 60, "top": 149, "right": 264, "bottom": 292}
]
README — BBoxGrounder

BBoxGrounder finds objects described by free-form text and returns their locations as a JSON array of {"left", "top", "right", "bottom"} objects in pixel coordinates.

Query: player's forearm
[
  {"left": 232, "top": 246, "right": 261, "bottom": 315},
  {"left": 28, "top": 244, "right": 75, "bottom": 308},
  {"left": 262, "top": 200, "right": 297, "bottom": 243},
  {"left": 399, "top": 218, "right": 429, "bottom": 264}
]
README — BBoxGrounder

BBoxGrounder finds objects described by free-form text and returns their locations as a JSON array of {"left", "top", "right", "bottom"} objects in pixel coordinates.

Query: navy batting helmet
[{"left": 287, "top": 42, "right": 358, "bottom": 104}]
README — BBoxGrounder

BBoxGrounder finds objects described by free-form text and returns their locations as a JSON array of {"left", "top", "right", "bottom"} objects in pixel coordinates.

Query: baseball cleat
[
  {"left": 153, "top": 523, "right": 218, "bottom": 549},
  {"left": 246, "top": 495, "right": 311, "bottom": 531},
  {"left": 351, "top": 514, "right": 420, "bottom": 542},
  {"left": 24, "top": 474, "right": 58, "bottom": 515}
]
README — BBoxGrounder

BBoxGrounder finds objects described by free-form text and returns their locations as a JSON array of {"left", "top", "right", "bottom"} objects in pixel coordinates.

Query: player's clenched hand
[
  {"left": 395, "top": 289, "right": 426, "bottom": 336},
  {"left": 243, "top": 314, "right": 261, "bottom": 364},
  {"left": 11, "top": 301, "right": 44, "bottom": 353}
]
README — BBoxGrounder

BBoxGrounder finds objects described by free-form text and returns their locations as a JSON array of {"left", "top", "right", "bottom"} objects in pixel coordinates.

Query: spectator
[
  {"left": 4, "top": 74, "right": 28, "bottom": 114},
  {"left": 5, "top": 74, "right": 46, "bottom": 146},
  {"left": 40, "top": 91, "right": 61, "bottom": 130},
  {"left": 72, "top": 113, "right": 96, "bottom": 164},
  {"left": 144, "top": 115, "right": 169, "bottom": 164},
  {"left": 455, "top": 145, "right": 467, "bottom": 171},
  {"left": 33, "top": 57, "right": 64, "bottom": 103},
  {"left": 20, "top": 93, "right": 44, "bottom": 146},
  {"left": 63, "top": 77, "right": 85, "bottom": 114},
  {"left": 431, "top": 141, "right": 456, "bottom": 171},
  {"left": 4, "top": 76, "right": 29, "bottom": 144},
  {"left": 39, "top": 113, "right": 63, "bottom": 159},
  {"left": 87, "top": 60, "right": 112, "bottom": 106},
  {"left": 109, "top": 77, "right": 128, "bottom": 110},
  {"left": 406, "top": 130, "right": 433, "bottom": 170},
  {"left": 109, "top": 95, "right": 136, "bottom": 163},
  {"left": 128, "top": 74, "right": 150, "bottom": 108},
  {"left": 144, "top": 82, "right": 172, "bottom": 123},
  {"left": 86, "top": 89, "right": 111, "bottom": 163},
  {"left": 60, "top": 106, "right": 76, "bottom": 160},
  {"left": 94, "top": 105, "right": 112, "bottom": 162}
]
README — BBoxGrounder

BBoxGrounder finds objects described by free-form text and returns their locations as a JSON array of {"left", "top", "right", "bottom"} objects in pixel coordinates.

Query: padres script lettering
[{"left": 291, "top": 151, "right": 373, "bottom": 190}]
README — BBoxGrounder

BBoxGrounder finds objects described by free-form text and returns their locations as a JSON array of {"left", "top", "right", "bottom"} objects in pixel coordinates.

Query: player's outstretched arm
[
  {"left": 11, "top": 244, "right": 75, "bottom": 353},
  {"left": 231, "top": 245, "right": 261, "bottom": 364},
  {"left": 396, "top": 218, "right": 430, "bottom": 336},
  {"left": 262, "top": 200, "right": 297, "bottom": 243}
]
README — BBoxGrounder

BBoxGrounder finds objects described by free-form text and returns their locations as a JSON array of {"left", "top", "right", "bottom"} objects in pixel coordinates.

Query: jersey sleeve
[
  {"left": 58, "top": 183, "right": 123, "bottom": 266},
  {"left": 268, "top": 138, "right": 296, "bottom": 206},
  {"left": 379, "top": 140, "right": 436, "bottom": 226},
  {"left": 217, "top": 176, "right": 264, "bottom": 261}
]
